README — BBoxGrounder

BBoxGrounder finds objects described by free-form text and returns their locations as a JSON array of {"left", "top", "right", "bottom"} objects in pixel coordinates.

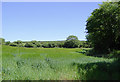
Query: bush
[
  {"left": 108, "top": 50, "right": 120, "bottom": 58},
  {"left": 9, "top": 43, "right": 18, "bottom": 47},
  {"left": 31, "top": 40, "right": 37, "bottom": 44},
  {"left": 35, "top": 43, "right": 41, "bottom": 47},
  {"left": 5, "top": 41, "right": 10, "bottom": 45},
  {"left": 42, "top": 43, "right": 49, "bottom": 48},
  {"left": 48, "top": 43, "right": 53, "bottom": 48},
  {"left": 6, "top": 39, "right": 91, "bottom": 48},
  {"left": 24, "top": 43, "right": 36, "bottom": 48},
  {"left": 58, "top": 43, "right": 64, "bottom": 48},
  {"left": 13, "top": 40, "right": 22, "bottom": 44}
]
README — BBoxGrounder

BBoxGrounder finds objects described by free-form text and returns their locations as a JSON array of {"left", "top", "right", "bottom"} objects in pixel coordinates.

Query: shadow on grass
[{"left": 72, "top": 59, "right": 120, "bottom": 80}]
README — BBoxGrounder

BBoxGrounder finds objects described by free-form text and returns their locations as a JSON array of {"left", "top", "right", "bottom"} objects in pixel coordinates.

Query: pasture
[{"left": 2, "top": 45, "right": 119, "bottom": 80}]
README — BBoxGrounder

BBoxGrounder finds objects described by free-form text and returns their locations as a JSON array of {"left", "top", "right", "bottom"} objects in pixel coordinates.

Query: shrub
[
  {"left": 108, "top": 50, "right": 120, "bottom": 58},
  {"left": 13, "top": 40, "right": 22, "bottom": 44},
  {"left": 5, "top": 41, "right": 10, "bottom": 45},
  {"left": 24, "top": 43, "right": 36, "bottom": 48},
  {"left": 58, "top": 43, "right": 64, "bottom": 48},
  {"left": 35, "top": 43, "right": 41, "bottom": 47},
  {"left": 9, "top": 43, "right": 18, "bottom": 47},
  {"left": 42, "top": 43, "right": 49, "bottom": 48},
  {"left": 31, "top": 40, "right": 37, "bottom": 44}
]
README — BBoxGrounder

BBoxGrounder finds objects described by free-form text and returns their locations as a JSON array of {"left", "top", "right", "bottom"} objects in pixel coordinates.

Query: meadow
[
  {"left": 2, "top": 1, "right": 120, "bottom": 80},
  {"left": 2, "top": 45, "right": 119, "bottom": 80}
]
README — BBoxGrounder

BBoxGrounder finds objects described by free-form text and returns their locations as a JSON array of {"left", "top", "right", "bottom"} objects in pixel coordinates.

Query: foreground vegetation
[
  {"left": 0, "top": 45, "right": 2, "bottom": 81},
  {"left": 1, "top": 1, "right": 120, "bottom": 80},
  {"left": 2, "top": 45, "right": 120, "bottom": 80}
]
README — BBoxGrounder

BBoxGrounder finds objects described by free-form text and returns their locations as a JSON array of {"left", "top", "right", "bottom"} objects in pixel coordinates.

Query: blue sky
[{"left": 2, "top": 2, "right": 102, "bottom": 42}]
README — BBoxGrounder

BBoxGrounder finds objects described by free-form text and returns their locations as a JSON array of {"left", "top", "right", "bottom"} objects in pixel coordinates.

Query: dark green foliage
[
  {"left": 58, "top": 42, "right": 64, "bottom": 48},
  {"left": 78, "top": 41, "right": 91, "bottom": 48},
  {"left": 35, "top": 42, "right": 41, "bottom": 47},
  {"left": 86, "top": 2, "right": 120, "bottom": 53},
  {"left": 48, "top": 43, "right": 53, "bottom": 48},
  {"left": 66, "top": 35, "right": 78, "bottom": 41},
  {"left": 14, "top": 40, "right": 22, "bottom": 44},
  {"left": 5, "top": 41, "right": 10, "bottom": 45},
  {"left": 13, "top": 40, "right": 24, "bottom": 47},
  {"left": 31, "top": 40, "right": 38, "bottom": 44},
  {"left": 108, "top": 50, "right": 120, "bottom": 58},
  {"left": 4, "top": 40, "right": 91, "bottom": 48},
  {"left": 41, "top": 41, "right": 65, "bottom": 48},
  {"left": 3, "top": 38, "right": 91, "bottom": 48},
  {"left": 64, "top": 35, "right": 79, "bottom": 48},
  {"left": 9, "top": 43, "right": 18, "bottom": 47},
  {"left": 24, "top": 43, "right": 36, "bottom": 48},
  {"left": 42, "top": 43, "right": 49, "bottom": 48},
  {"left": 30, "top": 40, "right": 41, "bottom": 47}
]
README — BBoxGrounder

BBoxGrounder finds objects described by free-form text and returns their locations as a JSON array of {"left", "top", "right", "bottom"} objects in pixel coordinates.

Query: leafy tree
[
  {"left": 64, "top": 35, "right": 79, "bottom": 48},
  {"left": 24, "top": 43, "right": 36, "bottom": 48},
  {"left": 31, "top": 40, "right": 41, "bottom": 47},
  {"left": 5, "top": 41, "right": 10, "bottom": 45},
  {"left": 9, "top": 43, "right": 18, "bottom": 47},
  {"left": 31, "top": 40, "right": 37, "bottom": 44},
  {"left": 58, "top": 43, "right": 64, "bottom": 48},
  {"left": 35, "top": 42, "right": 41, "bottom": 47},
  {"left": 14, "top": 40, "right": 22, "bottom": 44},
  {"left": 42, "top": 43, "right": 49, "bottom": 48},
  {"left": 86, "top": 1, "right": 120, "bottom": 53},
  {"left": 48, "top": 43, "right": 52, "bottom": 48}
]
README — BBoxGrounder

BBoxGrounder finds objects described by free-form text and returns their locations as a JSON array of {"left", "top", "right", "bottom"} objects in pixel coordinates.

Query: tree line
[{"left": 0, "top": 35, "right": 91, "bottom": 48}]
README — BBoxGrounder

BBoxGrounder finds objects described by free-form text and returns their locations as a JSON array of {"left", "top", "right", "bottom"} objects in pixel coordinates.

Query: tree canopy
[
  {"left": 86, "top": 1, "right": 120, "bottom": 53},
  {"left": 64, "top": 35, "right": 79, "bottom": 48}
]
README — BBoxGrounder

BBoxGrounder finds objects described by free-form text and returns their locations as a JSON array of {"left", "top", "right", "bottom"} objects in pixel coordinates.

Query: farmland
[{"left": 2, "top": 45, "right": 119, "bottom": 80}]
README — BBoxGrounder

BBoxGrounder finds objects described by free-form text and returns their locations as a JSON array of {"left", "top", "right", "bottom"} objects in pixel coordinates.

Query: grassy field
[
  {"left": 2, "top": 45, "right": 119, "bottom": 80},
  {"left": 0, "top": 45, "right": 2, "bottom": 81}
]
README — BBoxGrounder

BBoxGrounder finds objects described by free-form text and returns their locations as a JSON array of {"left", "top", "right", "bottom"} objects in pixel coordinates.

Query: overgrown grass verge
[{"left": 2, "top": 45, "right": 119, "bottom": 80}]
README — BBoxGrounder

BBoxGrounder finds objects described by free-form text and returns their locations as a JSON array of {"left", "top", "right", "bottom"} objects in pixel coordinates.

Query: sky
[
  {"left": 2, "top": 0, "right": 108, "bottom": 2},
  {"left": 2, "top": 2, "right": 102, "bottom": 42}
]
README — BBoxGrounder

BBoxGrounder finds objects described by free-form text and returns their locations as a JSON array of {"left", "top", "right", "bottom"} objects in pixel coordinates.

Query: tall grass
[
  {"left": 0, "top": 44, "right": 2, "bottom": 81},
  {"left": 2, "top": 45, "right": 118, "bottom": 80}
]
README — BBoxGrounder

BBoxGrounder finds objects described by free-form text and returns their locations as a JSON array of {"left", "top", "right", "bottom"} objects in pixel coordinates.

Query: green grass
[
  {"left": 0, "top": 44, "right": 2, "bottom": 81},
  {"left": 2, "top": 45, "right": 119, "bottom": 80}
]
